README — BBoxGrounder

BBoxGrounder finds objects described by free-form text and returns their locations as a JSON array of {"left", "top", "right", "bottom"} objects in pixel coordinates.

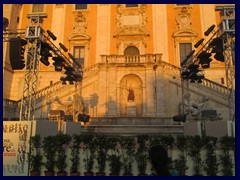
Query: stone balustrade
[{"left": 101, "top": 53, "right": 163, "bottom": 64}]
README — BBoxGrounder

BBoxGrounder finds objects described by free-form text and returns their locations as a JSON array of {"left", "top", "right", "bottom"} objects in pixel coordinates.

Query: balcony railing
[{"left": 101, "top": 54, "right": 163, "bottom": 64}]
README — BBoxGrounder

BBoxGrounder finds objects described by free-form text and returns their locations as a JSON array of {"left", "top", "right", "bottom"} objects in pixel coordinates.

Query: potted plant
[
  {"left": 55, "top": 133, "right": 72, "bottom": 176},
  {"left": 120, "top": 136, "right": 136, "bottom": 176},
  {"left": 134, "top": 135, "right": 149, "bottom": 176},
  {"left": 82, "top": 133, "right": 96, "bottom": 176},
  {"left": 70, "top": 134, "right": 82, "bottom": 176},
  {"left": 42, "top": 135, "right": 57, "bottom": 176},
  {"left": 219, "top": 135, "right": 235, "bottom": 176},
  {"left": 108, "top": 136, "right": 122, "bottom": 176},
  {"left": 174, "top": 135, "right": 188, "bottom": 176},
  {"left": 94, "top": 134, "right": 109, "bottom": 176},
  {"left": 28, "top": 134, "right": 43, "bottom": 176},
  {"left": 187, "top": 135, "right": 204, "bottom": 176},
  {"left": 203, "top": 136, "right": 219, "bottom": 176}
]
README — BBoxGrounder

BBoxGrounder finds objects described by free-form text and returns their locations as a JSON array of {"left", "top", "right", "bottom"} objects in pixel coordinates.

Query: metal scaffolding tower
[
  {"left": 216, "top": 5, "right": 235, "bottom": 122},
  {"left": 180, "top": 5, "right": 235, "bottom": 122},
  {"left": 20, "top": 14, "right": 47, "bottom": 121}
]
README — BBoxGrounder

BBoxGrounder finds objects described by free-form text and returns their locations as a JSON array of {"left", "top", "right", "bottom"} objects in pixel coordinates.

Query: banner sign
[{"left": 3, "top": 121, "right": 32, "bottom": 176}]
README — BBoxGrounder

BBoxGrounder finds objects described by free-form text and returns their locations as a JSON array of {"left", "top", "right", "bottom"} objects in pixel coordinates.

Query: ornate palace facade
[{"left": 3, "top": 4, "right": 234, "bottom": 134}]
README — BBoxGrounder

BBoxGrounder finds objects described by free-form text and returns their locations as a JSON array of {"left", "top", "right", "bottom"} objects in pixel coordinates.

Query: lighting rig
[
  {"left": 174, "top": 25, "right": 217, "bottom": 123},
  {"left": 174, "top": 5, "right": 235, "bottom": 123},
  {"left": 9, "top": 14, "right": 83, "bottom": 121},
  {"left": 3, "top": 17, "right": 26, "bottom": 42}
]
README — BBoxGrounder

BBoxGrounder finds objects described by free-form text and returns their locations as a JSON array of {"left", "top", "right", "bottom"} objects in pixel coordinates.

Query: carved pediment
[
  {"left": 68, "top": 34, "right": 91, "bottom": 41},
  {"left": 113, "top": 25, "right": 150, "bottom": 37},
  {"left": 173, "top": 29, "right": 198, "bottom": 38}
]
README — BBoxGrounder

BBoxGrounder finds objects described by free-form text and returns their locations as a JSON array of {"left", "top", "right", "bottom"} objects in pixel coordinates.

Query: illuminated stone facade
[{"left": 3, "top": 4, "right": 232, "bottom": 127}]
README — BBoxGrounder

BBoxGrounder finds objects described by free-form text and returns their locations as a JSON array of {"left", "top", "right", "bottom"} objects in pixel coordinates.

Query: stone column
[
  {"left": 145, "top": 65, "right": 155, "bottom": 116},
  {"left": 155, "top": 69, "right": 166, "bottom": 116},
  {"left": 96, "top": 4, "right": 110, "bottom": 63},
  {"left": 51, "top": 4, "right": 65, "bottom": 44},
  {"left": 96, "top": 66, "right": 108, "bottom": 117}
]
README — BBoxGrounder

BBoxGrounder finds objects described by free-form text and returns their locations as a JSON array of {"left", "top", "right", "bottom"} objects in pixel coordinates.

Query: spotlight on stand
[
  {"left": 68, "top": 53, "right": 75, "bottom": 61},
  {"left": 64, "top": 66, "right": 74, "bottom": 75},
  {"left": 52, "top": 56, "right": 65, "bottom": 72},
  {"left": 73, "top": 74, "right": 82, "bottom": 82},
  {"left": 39, "top": 42, "right": 53, "bottom": 66},
  {"left": 209, "top": 37, "right": 225, "bottom": 62},
  {"left": 188, "top": 63, "right": 199, "bottom": 71},
  {"left": 60, "top": 76, "right": 67, "bottom": 85},
  {"left": 78, "top": 113, "right": 90, "bottom": 123},
  {"left": 188, "top": 64, "right": 200, "bottom": 83},
  {"left": 189, "top": 72, "right": 198, "bottom": 83},
  {"left": 59, "top": 43, "right": 68, "bottom": 52},
  {"left": 68, "top": 53, "right": 82, "bottom": 68},
  {"left": 197, "top": 51, "right": 212, "bottom": 69},
  {"left": 46, "top": 30, "right": 57, "bottom": 41},
  {"left": 173, "top": 114, "right": 186, "bottom": 122},
  {"left": 194, "top": 38, "right": 204, "bottom": 48},
  {"left": 204, "top": 24, "right": 215, "bottom": 36},
  {"left": 181, "top": 50, "right": 195, "bottom": 66}
]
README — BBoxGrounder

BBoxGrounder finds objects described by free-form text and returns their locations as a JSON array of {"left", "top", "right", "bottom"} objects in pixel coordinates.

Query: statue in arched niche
[{"left": 127, "top": 85, "right": 135, "bottom": 101}]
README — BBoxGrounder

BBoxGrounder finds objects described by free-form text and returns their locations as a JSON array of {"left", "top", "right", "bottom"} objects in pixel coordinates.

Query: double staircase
[{"left": 3, "top": 56, "right": 231, "bottom": 135}]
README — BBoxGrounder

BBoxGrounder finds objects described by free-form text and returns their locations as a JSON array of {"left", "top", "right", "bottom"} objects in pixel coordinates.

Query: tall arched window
[
  {"left": 124, "top": 46, "right": 140, "bottom": 55},
  {"left": 124, "top": 46, "right": 140, "bottom": 63}
]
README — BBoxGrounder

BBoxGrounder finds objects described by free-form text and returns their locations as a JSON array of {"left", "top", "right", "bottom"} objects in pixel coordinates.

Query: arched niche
[
  {"left": 119, "top": 74, "right": 143, "bottom": 116},
  {"left": 124, "top": 46, "right": 140, "bottom": 55}
]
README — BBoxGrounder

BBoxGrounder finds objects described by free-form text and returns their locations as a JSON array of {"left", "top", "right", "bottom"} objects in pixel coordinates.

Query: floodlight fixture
[
  {"left": 197, "top": 51, "right": 212, "bottom": 69},
  {"left": 173, "top": 114, "right": 186, "bottom": 122},
  {"left": 59, "top": 43, "right": 68, "bottom": 52},
  {"left": 194, "top": 38, "right": 204, "bottom": 48},
  {"left": 204, "top": 24, "right": 215, "bottom": 36},
  {"left": 46, "top": 30, "right": 57, "bottom": 41},
  {"left": 181, "top": 50, "right": 195, "bottom": 66},
  {"left": 68, "top": 53, "right": 75, "bottom": 61}
]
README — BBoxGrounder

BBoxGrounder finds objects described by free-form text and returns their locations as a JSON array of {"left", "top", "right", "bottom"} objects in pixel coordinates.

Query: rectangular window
[
  {"left": 126, "top": 4, "right": 138, "bottom": 8},
  {"left": 75, "top": 4, "right": 88, "bottom": 10},
  {"left": 74, "top": 46, "right": 85, "bottom": 66},
  {"left": 221, "top": 77, "right": 225, "bottom": 84},
  {"left": 32, "top": 4, "right": 44, "bottom": 13},
  {"left": 179, "top": 43, "right": 192, "bottom": 65}
]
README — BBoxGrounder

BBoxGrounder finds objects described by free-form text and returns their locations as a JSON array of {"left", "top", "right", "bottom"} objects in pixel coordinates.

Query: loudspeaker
[
  {"left": 9, "top": 37, "right": 27, "bottom": 70},
  {"left": 78, "top": 114, "right": 90, "bottom": 122},
  {"left": 173, "top": 114, "right": 186, "bottom": 122}
]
